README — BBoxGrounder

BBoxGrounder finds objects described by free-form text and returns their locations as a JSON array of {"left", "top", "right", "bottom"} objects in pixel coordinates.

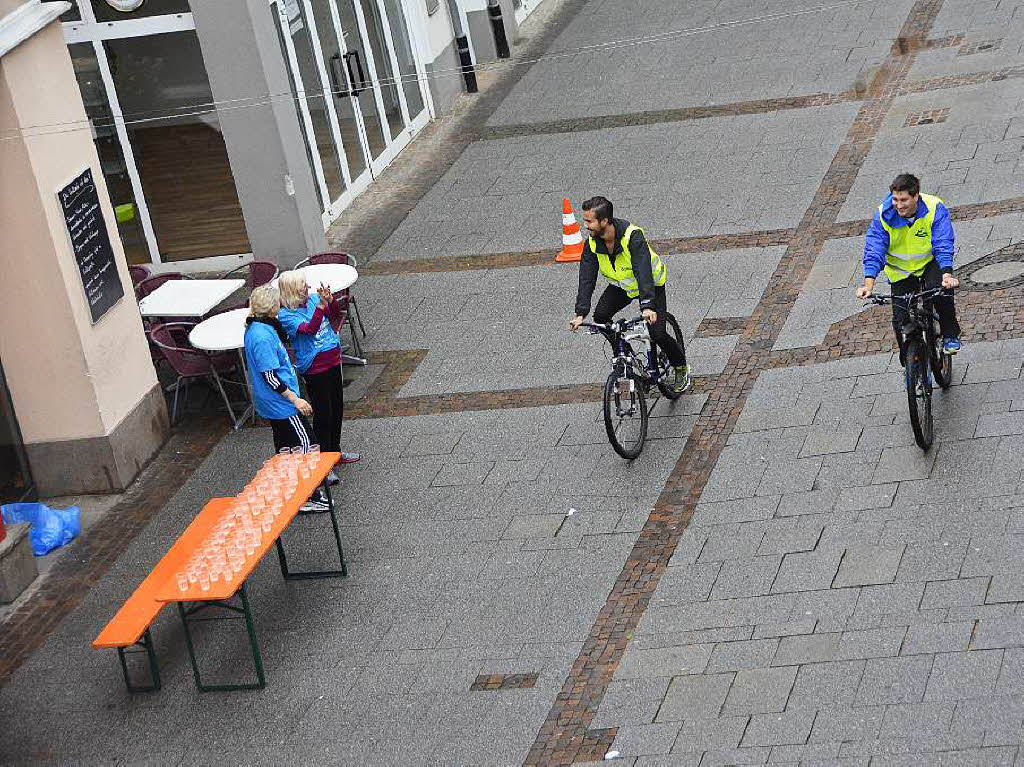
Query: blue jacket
[
  {"left": 278, "top": 295, "right": 341, "bottom": 374},
  {"left": 863, "top": 194, "right": 954, "bottom": 279}
]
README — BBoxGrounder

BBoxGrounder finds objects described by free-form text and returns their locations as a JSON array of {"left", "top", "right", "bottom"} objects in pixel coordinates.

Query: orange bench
[{"left": 93, "top": 498, "right": 234, "bottom": 692}]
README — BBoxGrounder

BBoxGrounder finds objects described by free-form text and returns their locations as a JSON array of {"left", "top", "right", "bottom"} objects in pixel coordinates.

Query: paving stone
[
  {"left": 756, "top": 518, "right": 824, "bottom": 556},
  {"left": 872, "top": 445, "right": 938, "bottom": 483},
  {"left": 799, "top": 425, "right": 863, "bottom": 457},
  {"left": 836, "top": 627, "right": 907, "bottom": 660},
  {"left": 835, "top": 483, "right": 898, "bottom": 512},
  {"left": 772, "top": 633, "right": 841, "bottom": 666},
  {"left": 833, "top": 544, "right": 906, "bottom": 587},
  {"left": 879, "top": 701, "right": 956, "bottom": 740},
  {"left": 772, "top": 551, "right": 843, "bottom": 593},
  {"left": 923, "top": 577, "right": 991, "bottom": 609},
  {"left": 591, "top": 677, "right": 672, "bottom": 728},
  {"left": 986, "top": 571, "right": 1024, "bottom": 604},
  {"left": 616, "top": 645, "right": 714, "bottom": 680},
  {"left": 809, "top": 705, "right": 884, "bottom": 744},
  {"left": 741, "top": 710, "right": 815, "bottom": 747},
  {"left": 895, "top": 540, "right": 969, "bottom": 582},
  {"left": 925, "top": 650, "right": 1004, "bottom": 701},
  {"left": 788, "top": 660, "right": 865, "bottom": 710},
  {"left": 707, "top": 639, "right": 779, "bottom": 673},
  {"left": 710, "top": 557, "right": 782, "bottom": 600},
  {"left": 699, "top": 523, "right": 768, "bottom": 562},
  {"left": 655, "top": 672, "right": 733, "bottom": 722},
  {"left": 971, "top": 616, "right": 1024, "bottom": 650},
  {"left": 856, "top": 656, "right": 934, "bottom": 705},
  {"left": 669, "top": 715, "right": 749, "bottom": 753},
  {"left": 901, "top": 622, "right": 974, "bottom": 655},
  {"left": 610, "top": 722, "right": 682, "bottom": 757},
  {"left": 722, "top": 666, "right": 797, "bottom": 715}
]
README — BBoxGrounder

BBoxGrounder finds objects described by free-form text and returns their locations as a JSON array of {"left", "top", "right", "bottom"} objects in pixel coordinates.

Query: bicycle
[
  {"left": 868, "top": 286, "right": 954, "bottom": 450},
  {"left": 579, "top": 312, "right": 688, "bottom": 459}
]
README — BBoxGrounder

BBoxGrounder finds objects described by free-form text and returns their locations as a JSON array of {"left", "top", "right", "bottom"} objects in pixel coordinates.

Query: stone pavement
[{"left": 5, "top": 0, "right": 1024, "bottom": 764}]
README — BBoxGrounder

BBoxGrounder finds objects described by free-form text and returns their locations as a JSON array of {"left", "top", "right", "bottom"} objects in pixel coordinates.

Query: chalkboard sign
[{"left": 58, "top": 168, "right": 124, "bottom": 324}]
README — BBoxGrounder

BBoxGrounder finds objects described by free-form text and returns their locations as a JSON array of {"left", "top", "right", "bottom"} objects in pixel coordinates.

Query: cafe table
[
  {"left": 188, "top": 308, "right": 252, "bottom": 429},
  {"left": 138, "top": 278, "right": 244, "bottom": 318}
]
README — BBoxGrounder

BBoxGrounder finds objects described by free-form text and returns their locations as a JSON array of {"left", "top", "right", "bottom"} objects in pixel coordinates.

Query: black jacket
[{"left": 574, "top": 218, "right": 657, "bottom": 317}]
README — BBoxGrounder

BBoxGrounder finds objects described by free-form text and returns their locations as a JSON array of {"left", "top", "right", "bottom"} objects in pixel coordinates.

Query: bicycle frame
[{"left": 585, "top": 316, "right": 666, "bottom": 388}]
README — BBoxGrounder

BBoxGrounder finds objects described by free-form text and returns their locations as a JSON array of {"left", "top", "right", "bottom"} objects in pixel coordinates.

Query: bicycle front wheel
[
  {"left": 603, "top": 370, "right": 648, "bottom": 459},
  {"left": 906, "top": 338, "right": 934, "bottom": 450}
]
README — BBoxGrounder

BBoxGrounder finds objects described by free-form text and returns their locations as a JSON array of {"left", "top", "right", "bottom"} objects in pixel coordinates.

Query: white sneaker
[{"left": 299, "top": 498, "right": 329, "bottom": 514}]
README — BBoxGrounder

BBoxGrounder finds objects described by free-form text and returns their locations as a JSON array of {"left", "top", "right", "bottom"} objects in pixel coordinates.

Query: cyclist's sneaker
[
  {"left": 942, "top": 337, "right": 961, "bottom": 355},
  {"left": 327, "top": 469, "right": 343, "bottom": 486},
  {"left": 299, "top": 499, "right": 329, "bottom": 514},
  {"left": 339, "top": 451, "right": 361, "bottom": 464},
  {"left": 673, "top": 365, "right": 691, "bottom": 393},
  {"left": 300, "top": 490, "right": 330, "bottom": 514}
]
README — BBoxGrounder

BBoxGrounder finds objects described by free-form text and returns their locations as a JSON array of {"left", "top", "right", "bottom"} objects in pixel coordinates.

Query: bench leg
[
  {"left": 276, "top": 479, "right": 347, "bottom": 579},
  {"left": 116, "top": 628, "right": 161, "bottom": 693},
  {"left": 177, "top": 582, "right": 266, "bottom": 692}
]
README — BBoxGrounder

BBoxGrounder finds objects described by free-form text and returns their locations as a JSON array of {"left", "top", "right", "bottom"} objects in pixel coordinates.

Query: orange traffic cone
[{"left": 556, "top": 198, "right": 585, "bottom": 263}]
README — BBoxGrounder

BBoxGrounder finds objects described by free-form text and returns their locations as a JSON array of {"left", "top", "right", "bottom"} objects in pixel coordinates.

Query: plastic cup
[
  {"left": 199, "top": 572, "right": 210, "bottom": 591},
  {"left": 176, "top": 573, "right": 188, "bottom": 592}
]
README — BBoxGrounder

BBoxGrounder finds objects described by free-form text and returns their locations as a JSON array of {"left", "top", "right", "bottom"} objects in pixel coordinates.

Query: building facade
[{"left": 57, "top": 0, "right": 526, "bottom": 273}]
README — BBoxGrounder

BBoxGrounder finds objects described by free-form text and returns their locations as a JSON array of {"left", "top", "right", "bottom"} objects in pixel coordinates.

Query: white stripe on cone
[{"left": 564, "top": 230, "right": 583, "bottom": 244}]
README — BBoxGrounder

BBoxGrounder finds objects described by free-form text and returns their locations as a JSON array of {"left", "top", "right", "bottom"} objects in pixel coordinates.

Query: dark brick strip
[
  {"left": 478, "top": 92, "right": 859, "bottom": 141},
  {"left": 345, "top": 349, "right": 718, "bottom": 420},
  {"left": 899, "top": 63, "right": 1024, "bottom": 95},
  {"left": 0, "top": 413, "right": 229, "bottom": 689},
  {"left": 524, "top": 2, "right": 946, "bottom": 764},
  {"left": 695, "top": 316, "right": 749, "bottom": 337},
  {"left": 360, "top": 229, "right": 795, "bottom": 277},
  {"left": 471, "top": 672, "right": 540, "bottom": 691}
]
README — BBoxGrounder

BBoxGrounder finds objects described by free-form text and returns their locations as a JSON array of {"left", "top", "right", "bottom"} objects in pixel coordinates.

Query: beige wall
[{"left": 0, "top": 12, "right": 163, "bottom": 470}]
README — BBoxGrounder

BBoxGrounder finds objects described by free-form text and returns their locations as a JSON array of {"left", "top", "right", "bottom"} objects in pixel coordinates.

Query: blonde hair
[
  {"left": 248, "top": 285, "right": 281, "bottom": 318},
  {"left": 277, "top": 270, "right": 309, "bottom": 310}
]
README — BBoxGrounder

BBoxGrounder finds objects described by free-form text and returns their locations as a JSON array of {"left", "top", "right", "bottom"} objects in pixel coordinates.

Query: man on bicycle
[
  {"left": 569, "top": 196, "right": 690, "bottom": 393},
  {"left": 855, "top": 173, "right": 961, "bottom": 363}
]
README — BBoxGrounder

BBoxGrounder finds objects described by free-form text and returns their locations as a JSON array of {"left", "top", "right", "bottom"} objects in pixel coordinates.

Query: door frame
[{"left": 63, "top": 8, "right": 253, "bottom": 271}]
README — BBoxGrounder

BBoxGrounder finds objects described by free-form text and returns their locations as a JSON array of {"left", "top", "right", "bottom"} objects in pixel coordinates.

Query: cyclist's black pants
[
  {"left": 593, "top": 284, "right": 686, "bottom": 367},
  {"left": 890, "top": 259, "right": 961, "bottom": 365}
]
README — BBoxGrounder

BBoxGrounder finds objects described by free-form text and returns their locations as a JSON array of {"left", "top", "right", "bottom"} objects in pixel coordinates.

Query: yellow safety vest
[
  {"left": 591, "top": 225, "right": 667, "bottom": 298},
  {"left": 880, "top": 193, "right": 941, "bottom": 283}
]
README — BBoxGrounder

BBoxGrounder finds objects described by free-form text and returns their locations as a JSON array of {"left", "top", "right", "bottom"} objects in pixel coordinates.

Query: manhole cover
[{"left": 970, "top": 261, "right": 1024, "bottom": 283}]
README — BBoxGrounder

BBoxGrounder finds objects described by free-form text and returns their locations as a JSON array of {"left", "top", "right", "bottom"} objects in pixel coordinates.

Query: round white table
[
  {"left": 272, "top": 263, "right": 358, "bottom": 293},
  {"left": 189, "top": 308, "right": 253, "bottom": 429},
  {"left": 189, "top": 307, "right": 250, "bottom": 352}
]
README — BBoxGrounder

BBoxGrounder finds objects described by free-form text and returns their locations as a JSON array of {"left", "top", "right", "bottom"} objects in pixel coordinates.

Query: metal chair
[
  {"left": 128, "top": 265, "right": 151, "bottom": 286},
  {"left": 149, "top": 322, "right": 241, "bottom": 425},
  {"left": 294, "top": 252, "right": 366, "bottom": 357},
  {"left": 135, "top": 272, "right": 184, "bottom": 301},
  {"left": 220, "top": 261, "right": 279, "bottom": 291}
]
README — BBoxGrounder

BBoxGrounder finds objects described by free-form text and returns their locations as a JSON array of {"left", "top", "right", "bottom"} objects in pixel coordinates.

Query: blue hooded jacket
[{"left": 863, "top": 194, "right": 955, "bottom": 279}]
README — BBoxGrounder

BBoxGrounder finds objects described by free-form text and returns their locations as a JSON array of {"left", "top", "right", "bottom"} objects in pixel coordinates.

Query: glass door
[{"left": 273, "top": 0, "right": 430, "bottom": 223}]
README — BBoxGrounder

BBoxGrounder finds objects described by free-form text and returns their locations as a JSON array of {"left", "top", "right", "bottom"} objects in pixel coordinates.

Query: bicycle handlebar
[
  {"left": 580, "top": 315, "right": 648, "bottom": 335},
  {"left": 867, "top": 286, "right": 951, "bottom": 305}
]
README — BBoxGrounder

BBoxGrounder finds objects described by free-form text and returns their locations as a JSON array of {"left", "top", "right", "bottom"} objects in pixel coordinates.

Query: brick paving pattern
[
  {"left": 471, "top": 672, "right": 541, "bottom": 691},
  {"left": 905, "top": 107, "right": 951, "bottom": 126},
  {"left": 525, "top": 0, "right": 960, "bottom": 762}
]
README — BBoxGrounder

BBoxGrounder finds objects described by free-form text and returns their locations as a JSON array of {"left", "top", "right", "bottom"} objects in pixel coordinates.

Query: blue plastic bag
[{"left": 2, "top": 503, "right": 81, "bottom": 556}]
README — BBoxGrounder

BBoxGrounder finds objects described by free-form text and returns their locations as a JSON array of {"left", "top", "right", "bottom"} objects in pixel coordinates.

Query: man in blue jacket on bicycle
[{"left": 855, "top": 173, "right": 961, "bottom": 364}]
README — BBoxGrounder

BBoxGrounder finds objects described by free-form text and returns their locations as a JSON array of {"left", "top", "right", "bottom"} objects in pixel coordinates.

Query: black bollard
[
  {"left": 455, "top": 34, "right": 478, "bottom": 93},
  {"left": 487, "top": 0, "right": 510, "bottom": 59}
]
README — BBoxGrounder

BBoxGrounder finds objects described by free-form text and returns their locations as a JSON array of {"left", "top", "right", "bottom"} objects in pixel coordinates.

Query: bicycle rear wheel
[
  {"left": 656, "top": 312, "right": 687, "bottom": 400},
  {"left": 928, "top": 313, "right": 953, "bottom": 390},
  {"left": 603, "top": 370, "right": 648, "bottom": 459},
  {"left": 906, "top": 338, "right": 934, "bottom": 450}
]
